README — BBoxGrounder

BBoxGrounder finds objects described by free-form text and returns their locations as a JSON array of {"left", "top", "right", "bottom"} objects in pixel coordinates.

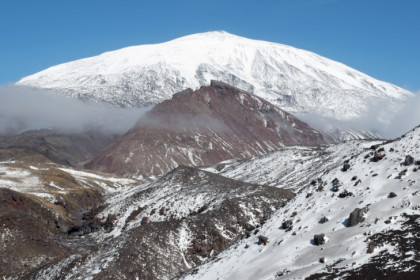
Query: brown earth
[
  {"left": 0, "top": 129, "right": 118, "bottom": 167},
  {"left": 87, "top": 81, "right": 331, "bottom": 176}
]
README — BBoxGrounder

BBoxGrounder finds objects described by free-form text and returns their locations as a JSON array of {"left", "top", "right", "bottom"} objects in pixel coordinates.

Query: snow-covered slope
[
  {"left": 183, "top": 126, "right": 420, "bottom": 279},
  {"left": 2, "top": 125, "right": 420, "bottom": 279},
  {"left": 18, "top": 31, "right": 412, "bottom": 122},
  {"left": 27, "top": 166, "right": 293, "bottom": 280},
  {"left": 0, "top": 160, "right": 140, "bottom": 202},
  {"left": 202, "top": 140, "right": 381, "bottom": 191}
]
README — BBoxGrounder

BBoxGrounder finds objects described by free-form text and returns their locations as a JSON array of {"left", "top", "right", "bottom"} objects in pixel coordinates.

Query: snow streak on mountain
[{"left": 18, "top": 31, "right": 412, "bottom": 122}]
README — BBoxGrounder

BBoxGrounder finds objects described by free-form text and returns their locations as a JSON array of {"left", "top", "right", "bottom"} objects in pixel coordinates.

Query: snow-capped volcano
[{"left": 17, "top": 31, "right": 412, "bottom": 121}]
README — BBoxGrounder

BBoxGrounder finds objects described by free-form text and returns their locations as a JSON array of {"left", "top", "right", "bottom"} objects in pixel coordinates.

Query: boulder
[
  {"left": 405, "top": 155, "right": 414, "bottom": 166},
  {"left": 388, "top": 192, "right": 397, "bottom": 198},
  {"left": 313, "top": 234, "right": 326, "bottom": 245},
  {"left": 398, "top": 169, "right": 407, "bottom": 177},
  {"left": 373, "top": 151, "right": 385, "bottom": 162},
  {"left": 338, "top": 190, "right": 353, "bottom": 198},
  {"left": 331, "top": 178, "right": 341, "bottom": 192},
  {"left": 347, "top": 207, "right": 367, "bottom": 227},
  {"left": 257, "top": 235, "right": 269, "bottom": 245},
  {"left": 342, "top": 163, "right": 351, "bottom": 172},
  {"left": 319, "top": 216, "right": 329, "bottom": 224},
  {"left": 282, "top": 220, "right": 293, "bottom": 231}
]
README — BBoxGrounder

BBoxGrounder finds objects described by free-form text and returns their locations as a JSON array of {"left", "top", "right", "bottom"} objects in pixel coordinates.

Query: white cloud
[
  {"left": 0, "top": 85, "right": 151, "bottom": 135},
  {"left": 299, "top": 93, "right": 420, "bottom": 139}
]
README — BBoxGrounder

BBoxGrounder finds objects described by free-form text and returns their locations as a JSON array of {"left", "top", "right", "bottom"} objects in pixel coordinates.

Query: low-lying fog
[
  {"left": 1, "top": 85, "right": 418, "bottom": 139},
  {"left": 299, "top": 92, "right": 420, "bottom": 139},
  {"left": 0, "top": 85, "right": 151, "bottom": 135}
]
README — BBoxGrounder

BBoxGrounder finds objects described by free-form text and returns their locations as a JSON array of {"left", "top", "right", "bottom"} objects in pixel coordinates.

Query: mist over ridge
[
  {"left": 0, "top": 85, "right": 151, "bottom": 135},
  {"left": 299, "top": 91, "right": 420, "bottom": 139}
]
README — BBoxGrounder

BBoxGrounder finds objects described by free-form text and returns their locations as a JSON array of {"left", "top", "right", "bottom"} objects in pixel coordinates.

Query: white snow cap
[{"left": 18, "top": 31, "right": 412, "bottom": 120}]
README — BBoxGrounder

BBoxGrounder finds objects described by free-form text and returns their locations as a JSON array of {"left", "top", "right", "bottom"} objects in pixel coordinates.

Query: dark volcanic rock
[
  {"left": 388, "top": 192, "right": 398, "bottom": 198},
  {"left": 342, "top": 163, "right": 351, "bottom": 171},
  {"left": 86, "top": 81, "right": 331, "bottom": 176},
  {"left": 331, "top": 178, "right": 342, "bottom": 192},
  {"left": 354, "top": 179, "right": 362, "bottom": 186},
  {"left": 319, "top": 216, "right": 329, "bottom": 224},
  {"left": 373, "top": 151, "right": 385, "bottom": 162},
  {"left": 338, "top": 190, "right": 353, "bottom": 198},
  {"left": 347, "top": 207, "right": 368, "bottom": 227},
  {"left": 398, "top": 169, "right": 408, "bottom": 178},
  {"left": 405, "top": 155, "right": 414, "bottom": 166},
  {"left": 313, "top": 234, "right": 326, "bottom": 245},
  {"left": 258, "top": 235, "right": 269, "bottom": 245},
  {"left": 282, "top": 220, "right": 293, "bottom": 231}
]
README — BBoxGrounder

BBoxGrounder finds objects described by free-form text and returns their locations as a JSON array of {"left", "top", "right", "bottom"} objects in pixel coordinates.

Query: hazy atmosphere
[
  {"left": 0, "top": 85, "right": 149, "bottom": 135},
  {"left": 300, "top": 91, "right": 420, "bottom": 139}
]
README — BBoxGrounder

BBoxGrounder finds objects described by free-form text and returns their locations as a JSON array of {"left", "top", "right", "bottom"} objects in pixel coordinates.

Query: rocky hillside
[
  {"left": 0, "top": 159, "right": 141, "bottom": 278},
  {"left": 0, "top": 129, "right": 117, "bottom": 167},
  {"left": 182, "top": 125, "right": 420, "bottom": 279},
  {"left": 1, "top": 124, "right": 419, "bottom": 279},
  {"left": 86, "top": 81, "right": 330, "bottom": 177},
  {"left": 2, "top": 164, "right": 293, "bottom": 280}
]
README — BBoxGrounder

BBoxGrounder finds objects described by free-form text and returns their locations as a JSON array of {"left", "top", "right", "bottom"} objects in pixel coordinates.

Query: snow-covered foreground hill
[
  {"left": 1, "top": 123, "right": 419, "bottom": 279},
  {"left": 27, "top": 166, "right": 293, "bottom": 280},
  {"left": 183, "top": 126, "right": 420, "bottom": 279},
  {"left": 18, "top": 31, "right": 412, "bottom": 124},
  {"left": 202, "top": 140, "right": 381, "bottom": 191}
]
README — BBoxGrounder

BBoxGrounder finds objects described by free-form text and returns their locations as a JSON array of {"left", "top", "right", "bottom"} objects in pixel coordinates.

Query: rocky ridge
[{"left": 86, "top": 81, "right": 330, "bottom": 177}]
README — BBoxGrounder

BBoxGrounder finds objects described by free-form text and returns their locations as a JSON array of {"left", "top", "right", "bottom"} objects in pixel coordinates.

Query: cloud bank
[
  {"left": 1, "top": 85, "right": 418, "bottom": 140},
  {"left": 299, "top": 92, "right": 420, "bottom": 139},
  {"left": 0, "top": 85, "right": 151, "bottom": 135}
]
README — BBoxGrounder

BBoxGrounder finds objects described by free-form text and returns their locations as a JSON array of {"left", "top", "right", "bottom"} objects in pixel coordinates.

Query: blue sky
[{"left": 1, "top": 0, "right": 419, "bottom": 91}]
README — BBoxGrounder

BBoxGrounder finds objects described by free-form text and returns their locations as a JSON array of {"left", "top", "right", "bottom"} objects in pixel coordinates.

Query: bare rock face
[
  {"left": 0, "top": 188, "right": 72, "bottom": 278},
  {"left": 86, "top": 81, "right": 331, "bottom": 176}
]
